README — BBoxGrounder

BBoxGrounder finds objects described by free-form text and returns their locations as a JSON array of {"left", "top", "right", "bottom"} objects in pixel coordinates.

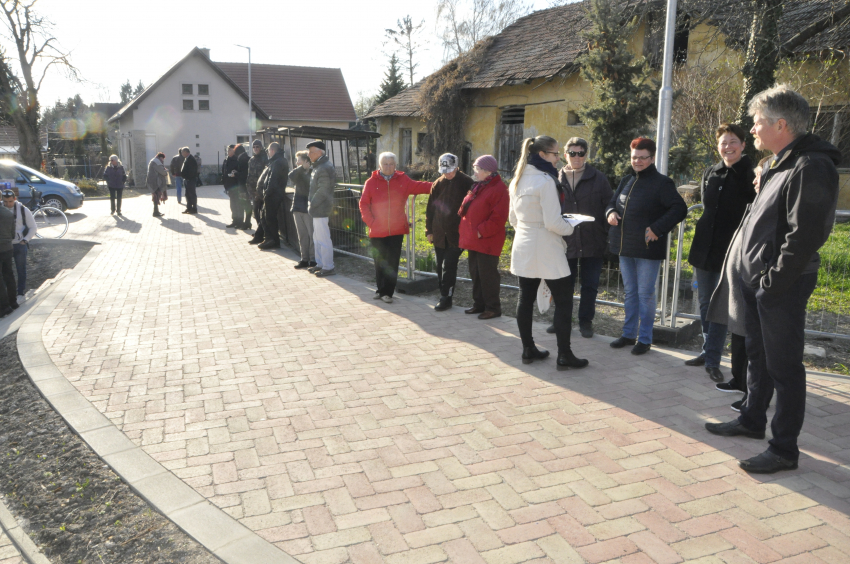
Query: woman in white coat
[{"left": 510, "top": 136, "right": 589, "bottom": 370}]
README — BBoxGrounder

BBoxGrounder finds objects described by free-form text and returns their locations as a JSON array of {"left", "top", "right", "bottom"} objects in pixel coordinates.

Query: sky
[{"left": 11, "top": 0, "right": 554, "bottom": 111}]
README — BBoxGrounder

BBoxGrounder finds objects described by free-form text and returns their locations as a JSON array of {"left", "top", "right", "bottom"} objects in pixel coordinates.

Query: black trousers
[
  {"left": 109, "top": 188, "right": 123, "bottom": 213},
  {"left": 262, "top": 190, "right": 285, "bottom": 243},
  {"left": 248, "top": 190, "right": 259, "bottom": 224},
  {"left": 184, "top": 178, "right": 198, "bottom": 212},
  {"left": 730, "top": 333, "right": 748, "bottom": 391},
  {"left": 738, "top": 273, "right": 817, "bottom": 462},
  {"left": 0, "top": 251, "right": 16, "bottom": 310},
  {"left": 371, "top": 235, "right": 404, "bottom": 297},
  {"left": 435, "top": 243, "right": 463, "bottom": 298},
  {"left": 227, "top": 188, "right": 242, "bottom": 223},
  {"left": 518, "top": 276, "right": 573, "bottom": 353},
  {"left": 468, "top": 251, "right": 501, "bottom": 313}
]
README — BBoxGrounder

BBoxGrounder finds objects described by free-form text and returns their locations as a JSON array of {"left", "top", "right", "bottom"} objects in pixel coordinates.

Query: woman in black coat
[
  {"left": 605, "top": 137, "right": 687, "bottom": 355},
  {"left": 685, "top": 123, "right": 756, "bottom": 382}
]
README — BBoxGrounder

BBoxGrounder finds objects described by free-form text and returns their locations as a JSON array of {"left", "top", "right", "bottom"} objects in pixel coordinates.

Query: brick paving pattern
[
  {"left": 41, "top": 189, "right": 850, "bottom": 563},
  {"left": 0, "top": 530, "right": 23, "bottom": 564}
]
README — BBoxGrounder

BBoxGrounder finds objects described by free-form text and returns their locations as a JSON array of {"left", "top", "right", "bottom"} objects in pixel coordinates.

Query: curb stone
[
  {"left": 0, "top": 495, "right": 49, "bottom": 564},
  {"left": 15, "top": 244, "right": 299, "bottom": 564}
]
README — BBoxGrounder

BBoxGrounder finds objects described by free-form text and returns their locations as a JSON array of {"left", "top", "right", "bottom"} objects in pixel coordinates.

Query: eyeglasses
[
  {"left": 543, "top": 151, "right": 559, "bottom": 156},
  {"left": 567, "top": 151, "right": 587, "bottom": 158},
  {"left": 631, "top": 155, "right": 652, "bottom": 162}
]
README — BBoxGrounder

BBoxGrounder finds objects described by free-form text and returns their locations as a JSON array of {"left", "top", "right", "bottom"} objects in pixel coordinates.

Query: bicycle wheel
[{"left": 33, "top": 207, "right": 69, "bottom": 239}]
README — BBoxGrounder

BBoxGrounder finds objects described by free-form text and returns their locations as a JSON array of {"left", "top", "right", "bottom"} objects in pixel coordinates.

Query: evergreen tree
[
  {"left": 134, "top": 80, "right": 145, "bottom": 97},
  {"left": 668, "top": 120, "right": 713, "bottom": 183},
  {"left": 577, "top": 0, "right": 658, "bottom": 183},
  {"left": 119, "top": 80, "right": 133, "bottom": 104},
  {"left": 374, "top": 55, "right": 408, "bottom": 105}
]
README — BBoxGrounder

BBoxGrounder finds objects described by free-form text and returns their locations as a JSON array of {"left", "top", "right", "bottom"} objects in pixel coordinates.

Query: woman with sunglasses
[
  {"left": 509, "top": 136, "right": 588, "bottom": 369},
  {"left": 605, "top": 137, "right": 687, "bottom": 355},
  {"left": 546, "top": 137, "right": 613, "bottom": 339}
]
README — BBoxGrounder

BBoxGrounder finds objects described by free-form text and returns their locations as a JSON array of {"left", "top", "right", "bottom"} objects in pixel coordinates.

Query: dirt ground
[{"left": 332, "top": 253, "right": 850, "bottom": 376}]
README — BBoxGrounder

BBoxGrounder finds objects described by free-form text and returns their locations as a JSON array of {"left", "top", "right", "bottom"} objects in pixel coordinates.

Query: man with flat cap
[
  {"left": 426, "top": 153, "right": 473, "bottom": 311},
  {"left": 307, "top": 140, "right": 336, "bottom": 277}
]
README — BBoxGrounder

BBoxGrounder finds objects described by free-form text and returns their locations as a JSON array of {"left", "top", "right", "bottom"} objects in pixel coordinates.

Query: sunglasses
[
  {"left": 1, "top": 191, "right": 14, "bottom": 198},
  {"left": 567, "top": 151, "right": 587, "bottom": 158}
]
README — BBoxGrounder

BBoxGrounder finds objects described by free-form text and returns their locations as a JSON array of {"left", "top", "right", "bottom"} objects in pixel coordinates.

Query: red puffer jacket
[
  {"left": 458, "top": 174, "right": 510, "bottom": 256},
  {"left": 359, "top": 170, "right": 433, "bottom": 238}
]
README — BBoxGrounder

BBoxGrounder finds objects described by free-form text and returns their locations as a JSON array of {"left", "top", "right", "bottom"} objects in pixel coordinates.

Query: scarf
[
  {"left": 528, "top": 153, "right": 559, "bottom": 182},
  {"left": 458, "top": 173, "right": 497, "bottom": 217}
]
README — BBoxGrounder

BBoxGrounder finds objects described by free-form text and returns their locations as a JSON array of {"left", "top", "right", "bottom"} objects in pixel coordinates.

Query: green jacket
[
  {"left": 0, "top": 205, "right": 15, "bottom": 253},
  {"left": 308, "top": 155, "right": 336, "bottom": 218}
]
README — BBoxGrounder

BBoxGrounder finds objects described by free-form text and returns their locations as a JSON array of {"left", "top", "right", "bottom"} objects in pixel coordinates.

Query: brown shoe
[
  {"left": 464, "top": 306, "right": 484, "bottom": 315},
  {"left": 478, "top": 311, "right": 501, "bottom": 320}
]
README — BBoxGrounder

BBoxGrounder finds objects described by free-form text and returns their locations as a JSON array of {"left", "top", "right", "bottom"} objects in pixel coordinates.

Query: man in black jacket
[
  {"left": 180, "top": 147, "right": 199, "bottom": 214},
  {"left": 169, "top": 151, "right": 184, "bottom": 204},
  {"left": 223, "top": 145, "right": 241, "bottom": 228},
  {"left": 706, "top": 85, "right": 840, "bottom": 474},
  {"left": 256, "top": 142, "right": 290, "bottom": 250}
]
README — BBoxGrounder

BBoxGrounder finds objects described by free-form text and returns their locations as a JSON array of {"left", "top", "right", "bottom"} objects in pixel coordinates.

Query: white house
[{"left": 108, "top": 47, "right": 356, "bottom": 185}]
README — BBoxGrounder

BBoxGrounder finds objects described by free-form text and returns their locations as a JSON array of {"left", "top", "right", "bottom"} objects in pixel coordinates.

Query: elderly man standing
[
  {"left": 307, "top": 141, "right": 336, "bottom": 277},
  {"left": 169, "top": 150, "right": 184, "bottom": 204},
  {"left": 706, "top": 84, "right": 840, "bottom": 474},
  {"left": 147, "top": 152, "right": 168, "bottom": 217},
  {"left": 180, "top": 147, "right": 199, "bottom": 214},
  {"left": 426, "top": 153, "right": 473, "bottom": 311},
  {"left": 245, "top": 140, "right": 267, "bottom": 233},
  {"left": 223, "top": 145, "right": 241, "bottom": 228},
  {"left": 257, "top": 142, "right": 290, "bottom": 250}
]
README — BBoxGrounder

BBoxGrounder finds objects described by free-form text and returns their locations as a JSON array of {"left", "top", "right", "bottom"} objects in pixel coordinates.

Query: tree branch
[{"left": 779, "top": 0, "right": 850, "bottom": 55}]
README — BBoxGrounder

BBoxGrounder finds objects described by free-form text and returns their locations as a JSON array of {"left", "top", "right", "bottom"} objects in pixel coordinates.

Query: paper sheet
[{"left": 562, "top": 213, "right": 595, "bottom": 227}]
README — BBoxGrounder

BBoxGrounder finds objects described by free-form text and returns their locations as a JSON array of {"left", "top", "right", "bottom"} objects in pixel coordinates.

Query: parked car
[{"left": 0, "top": 159, "right": 85, "bottom": 211}]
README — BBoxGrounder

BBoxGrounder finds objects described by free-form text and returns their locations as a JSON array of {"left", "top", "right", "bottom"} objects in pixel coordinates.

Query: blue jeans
[
  {"left": 567, "top": 257, "right": 604, "bottom": 324},
  {"left": 12, "top": 243, "right": 26, "bottom": 296},
  {"left": 695, "top": 267, "right": 727, "bottom": 368},
  {"left": 619, "top": 257, "right": 661, "bottom": 344},
  {"left": 174, "top": 176, "right": 183, "bottom": 202}
]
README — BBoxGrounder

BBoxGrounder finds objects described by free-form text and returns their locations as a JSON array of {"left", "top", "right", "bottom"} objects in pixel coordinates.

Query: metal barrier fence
[{"left": 327, "top": 184, "right": 850, "bottom": 340}]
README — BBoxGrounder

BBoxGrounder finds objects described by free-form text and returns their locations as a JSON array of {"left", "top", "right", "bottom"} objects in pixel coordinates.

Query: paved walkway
[
  {"left": 0, "top": 531, "right": 23, "bottom": 564},
  {"left": 39, "top": 188, "right": 850, "bottom": 563}
]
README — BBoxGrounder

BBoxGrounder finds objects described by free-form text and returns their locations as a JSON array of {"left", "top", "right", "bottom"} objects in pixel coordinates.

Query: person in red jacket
[
  {"left": 359, "top": 152, "right": 432, "bottom": 303},
  {"left": 459, "top": 155, "right": 509, "bottom": 320}
]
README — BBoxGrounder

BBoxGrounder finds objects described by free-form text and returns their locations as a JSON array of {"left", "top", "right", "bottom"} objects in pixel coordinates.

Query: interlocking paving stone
[{"left": 35, "top": 189, "right": 850, "bottom": 562}]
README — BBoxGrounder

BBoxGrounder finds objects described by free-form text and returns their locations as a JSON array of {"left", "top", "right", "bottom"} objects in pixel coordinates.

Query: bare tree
[
  {"left": 385, "top": 15, "right": 426, "bottom": 86},
  {"left": 0, "top": 0, "right": 79, "bottom": 168},
  {"left": 436, "top": 0, "right": 531, "bottom": 60}
]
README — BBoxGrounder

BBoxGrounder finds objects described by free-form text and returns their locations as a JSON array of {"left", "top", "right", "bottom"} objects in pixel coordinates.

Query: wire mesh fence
[{"left": 329, "top": 184, "right": 850, "bottom": 340}]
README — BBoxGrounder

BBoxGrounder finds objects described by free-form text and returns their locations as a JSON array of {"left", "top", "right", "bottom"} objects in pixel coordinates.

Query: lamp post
[{"left": 235, "top": 44, "right": 252, "bottom": 142}]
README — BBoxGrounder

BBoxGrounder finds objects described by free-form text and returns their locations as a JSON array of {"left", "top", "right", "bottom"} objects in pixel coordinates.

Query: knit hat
[
  {"left": 438, "top": 153, "right": 459, "bottom": 174},
  {"left": 473, "top": 155, "right": 498, "bottom": 173},
  {"left": 252, "top": 139, "right": 263, "bottom": 148}
]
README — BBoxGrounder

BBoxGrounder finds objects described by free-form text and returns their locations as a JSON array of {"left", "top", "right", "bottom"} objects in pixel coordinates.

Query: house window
[
  {"left": 567, "top": 110, "right": 584, "bottom": 126},
  {"left": 813, "top": 107, "right": 850, "bottom": 168},
  {"left": 183, "top": 100, "right": 194, "bottom": 111},
  {"left": 498, "top": 107, "right": 525, "bottom": 173},
  {"left": 198, "top": 84, "right": 209, "bottom": 95},
  {"left": 415, "top": 132, "right": 427, "bottom": 155},
  {"left": 400, "top": 129, "right": 413, "bottom": 166},
  {"left": 236, "top": 135, "right": 250, "bottom": 144},
  {"left": 182, "top": 84, "right": 193, "bottom": 95},
  {"left": 199, "top": 100, "right": 210, "bottom": 111}
]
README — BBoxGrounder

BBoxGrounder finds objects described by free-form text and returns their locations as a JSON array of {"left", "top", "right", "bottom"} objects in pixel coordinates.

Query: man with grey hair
[
  {"left": 706, "top": 84, "right": 840, "bottom": 474},
  {"left": 306, "top": 140, "right": 336, "bottom": 276},
  {"left": 256, "top": 142, "right": 290, "bottom": 250},
  {"left": 426, "top": 153, "right": 473, "bottom": 311}
]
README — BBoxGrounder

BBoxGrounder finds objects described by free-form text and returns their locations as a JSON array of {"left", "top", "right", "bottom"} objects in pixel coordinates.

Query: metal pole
[
  {"left": 406, "top": 196, "right": 413, "bottom": 280},
  {"left": 236, "top": 45, "right": 252, "bottom": 142},
  {"left": 654, "top": 0, "right": 678, "bottom": 326}
]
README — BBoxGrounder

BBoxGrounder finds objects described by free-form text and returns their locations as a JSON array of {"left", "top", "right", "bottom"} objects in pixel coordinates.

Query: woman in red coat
[
  {"left": 458, "top": 155, "right": 510, "bottom": 319},
  {"left": 359, "top": 152, "right": 433, "bottom": 303}
]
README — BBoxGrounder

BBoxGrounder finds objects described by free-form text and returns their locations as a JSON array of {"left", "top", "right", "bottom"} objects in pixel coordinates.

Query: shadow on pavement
[
  {"left": 112, "top": 215, "right": 141, "bottom": 233},
  {"left": 64, "top": 213, "right": 87, "bottom": 224},
  {"left": 158, "top": 217, "right": 200, "bottom": 235}
]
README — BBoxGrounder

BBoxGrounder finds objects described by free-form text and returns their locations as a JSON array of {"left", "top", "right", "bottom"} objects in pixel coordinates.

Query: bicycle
[{"left": 26, "top": 189, "right": 69, "bottom": 239}]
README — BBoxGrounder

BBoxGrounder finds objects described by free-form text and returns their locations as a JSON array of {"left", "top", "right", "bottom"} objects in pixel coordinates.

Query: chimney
[{"left": 199, "top": 48, "right": 210, "bottom": 58}]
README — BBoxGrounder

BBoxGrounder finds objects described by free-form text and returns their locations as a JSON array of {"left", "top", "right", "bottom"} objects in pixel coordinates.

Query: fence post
[{"left": 659, "top": 233, "right": 672, "bottom": 326}]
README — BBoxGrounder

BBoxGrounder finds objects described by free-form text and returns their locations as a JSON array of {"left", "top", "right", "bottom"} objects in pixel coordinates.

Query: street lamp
[{"left": 235, "top": 44, "right": 252, "bottom": 142}]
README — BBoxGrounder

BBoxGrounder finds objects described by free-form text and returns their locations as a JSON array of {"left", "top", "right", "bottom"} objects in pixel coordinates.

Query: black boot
[
  {"left": 248, "top": 234, "right": 263, "bottom": 245},
  {"left": 434, "top": 296, "right": 452, "bottom": 311},
  {"left": 521, "top": 345, "right": 549, "bottom": 364},
  {"left": 557, "top": 349, "right": 589, "bottom": 370}
]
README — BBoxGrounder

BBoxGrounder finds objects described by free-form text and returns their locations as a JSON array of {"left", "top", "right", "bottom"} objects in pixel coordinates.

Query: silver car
[{"left": 0, "top": 159, "right": 84, "bottom": 211}]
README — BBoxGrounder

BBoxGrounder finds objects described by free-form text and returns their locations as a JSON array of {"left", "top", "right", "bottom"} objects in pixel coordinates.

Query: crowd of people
[{"left": 129, "top": 83, "right": 837, "bottom": 475}]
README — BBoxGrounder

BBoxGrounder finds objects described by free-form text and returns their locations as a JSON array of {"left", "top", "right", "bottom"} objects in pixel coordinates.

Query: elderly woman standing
[
  {"left": 146, "top": 152, "right": 168, "bottom": 218},
  {"left": 510, "top": 136, "right": 588, "bottom": 369},
  {"left": 459, "top": 155, "right": 509, "bottom": 320},
  {"left": 606, "top": 138, "right": 687, "bottom": 355},
  {"left": 685, "top": 123, "right": 756, "bottom": 382},
  {"left": 103, "top": 154, "right": 127, "bottom": 215},
  {"left": 359, "top": 152, "right": 433, "bottom": 303}
]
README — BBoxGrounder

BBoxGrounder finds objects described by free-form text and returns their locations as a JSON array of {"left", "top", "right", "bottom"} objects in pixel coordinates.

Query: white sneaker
[
  {"left": 16, "top": 295, "right": 24, "bottom": 305},
  {"left": 373, "top": 292, "right": 382, "bottom": 299},
  {"left": 381, "top": 295, "right": 393, "bottom": 304}
]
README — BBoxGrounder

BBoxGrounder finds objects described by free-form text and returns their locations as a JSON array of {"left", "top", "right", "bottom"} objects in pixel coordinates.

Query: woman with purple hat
[{"left": 458, "top": 155, "right": 509, "bottom": 320}]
